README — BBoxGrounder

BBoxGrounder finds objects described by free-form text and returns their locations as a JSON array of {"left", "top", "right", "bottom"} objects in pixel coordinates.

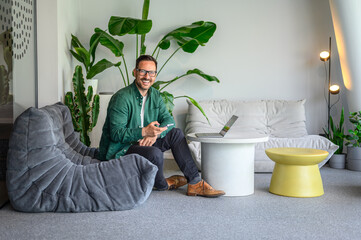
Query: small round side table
[{"left": 265, "top": 147, "right": 329, "bottom": 198}]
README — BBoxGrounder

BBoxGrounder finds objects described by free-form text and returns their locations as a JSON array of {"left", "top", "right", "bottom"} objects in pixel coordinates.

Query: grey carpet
[{"left": 1, "top": 166, "right": 361, "bottom": 240}]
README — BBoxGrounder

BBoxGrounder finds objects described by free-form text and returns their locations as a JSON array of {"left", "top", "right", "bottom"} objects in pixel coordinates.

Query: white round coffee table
[{"left": 187, "top": 133, "right": 269, "bottom": 196}]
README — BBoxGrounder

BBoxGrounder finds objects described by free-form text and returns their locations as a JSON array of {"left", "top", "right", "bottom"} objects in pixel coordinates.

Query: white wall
[
  {"left": 37, "top": 0, "right": 59, "bottom": 107},
  {"left": 61, "top": 0, "right": 342, "bottom": 134},
  {"left": 36, "top": 0, "right": 79, "bottom": 108},
  {"left": 329, "top": 0, "right": 361, "bottom": 113},
  {"left": 57, "top": 0, "right": 80, "bottom": 94},
  {"left": 12, "top": 0, "right": 37, "bottom": 118}
]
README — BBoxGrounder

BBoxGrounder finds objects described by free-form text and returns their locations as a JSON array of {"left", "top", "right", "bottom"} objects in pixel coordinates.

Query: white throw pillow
[
  {"left": 185, "top": 99, "right": 268, "bottom": 135},
  {"left": 266, "top": 99, "right": 308, "bottom": 138}
]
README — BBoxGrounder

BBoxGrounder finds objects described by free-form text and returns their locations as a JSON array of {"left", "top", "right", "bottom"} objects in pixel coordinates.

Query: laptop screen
[{"left": 219, "top": 115, "right": 239, "bottom": 136}]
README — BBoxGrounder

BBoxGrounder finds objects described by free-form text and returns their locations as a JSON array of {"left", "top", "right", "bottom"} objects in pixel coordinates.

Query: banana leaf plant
[
  {"left": 94, "top": 0, "right": 219, "bottom": 123},
  {"left": 70, "top": 33, "right": 120, "bottom": 79}
]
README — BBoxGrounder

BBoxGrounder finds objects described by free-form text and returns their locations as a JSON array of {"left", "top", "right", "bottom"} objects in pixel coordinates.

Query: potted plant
[
  {"left": 92, "top": 0, "right": 219, "bottom": 122},
  {"left": 346, "top": 110, "right": 361, "bottom": 171},
  {"left": 66, "top": 32, "right": 120, "bottom": 146},
  {"left": 323, "top": 108, "right": 346, "bottom": 168}
]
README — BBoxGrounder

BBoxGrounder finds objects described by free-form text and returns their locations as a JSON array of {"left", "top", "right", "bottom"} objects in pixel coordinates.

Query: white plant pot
[
  {"left": 329, "top": 154, "right": 346, "bottom": 169},
  {"left": 347, "top": 146, "right": 361, "bottom": 171},
  {"left": 89, "top": 93, "right": 113, "bottom": 148},
  {"left": 84, "top": 79, "right": 98, "bottom": 95}
]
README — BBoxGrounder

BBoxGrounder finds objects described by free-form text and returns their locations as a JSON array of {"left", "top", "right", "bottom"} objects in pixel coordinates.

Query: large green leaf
[
  {"left": 160, "top": 91, "right": 175, "bottom": 115},
  {"left": 89, "top": 32, "right": 101, "bottom": 66},
  {"left": 86, "top": 59, "right": 115, "bottom": 79},
  {"left": 95, "top": 28, "right": 124, "bottom": 57},
  {"left": 178, "top": 95, "right": 210, "bottom": 124},
  {"left": 158, "top": 21, "right": 216, "bottom": 53},
  {"left": 74, "top": 47, "right": 91, "bottom": 69},
  {"left": 70, "top": 49, "right": 84, "bottom": 64},
  {"left": 140, "top": 0, "right": 150, "bottom": 55},
  {"left": 108, "top": 17, "right": 152, "bottom": 36},
  {"left": 152, "top": 68, "right": 219, "bottom": 90},
  {"left": 186, "top": 69, "right": 220, "bottom": 83},
  {"left": 71, "top": 34, "right": 85, "bottom": 49}
]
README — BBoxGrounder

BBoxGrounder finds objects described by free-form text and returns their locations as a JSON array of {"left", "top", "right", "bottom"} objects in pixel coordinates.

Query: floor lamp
[{"left": 320, "top": 37, "right": 340, "bottom": 132}]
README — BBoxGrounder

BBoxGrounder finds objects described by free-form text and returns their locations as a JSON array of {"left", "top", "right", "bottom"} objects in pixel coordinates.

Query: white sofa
[{"left": 185, "top": 99, "right": 338, "bottom": 172}]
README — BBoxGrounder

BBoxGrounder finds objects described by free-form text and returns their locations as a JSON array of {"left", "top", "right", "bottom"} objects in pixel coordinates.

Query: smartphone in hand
[{"left": 155, "top": 123, "right": 174, "bottom": 128}]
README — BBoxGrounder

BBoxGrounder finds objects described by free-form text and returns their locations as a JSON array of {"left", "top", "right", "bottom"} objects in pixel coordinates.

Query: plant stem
[
  {"left": 136, "top": 35, "right": 139, "bottom": 60},
  {"left": 156, "top": 47, "right": 161, "bottom": 60},
  {"left": 117, "top": 66, "right": 127, "bottom": 87},
  {"left": 152, "top": 45, "right": 159, "bottom": 57},
  {"left": 157, "top": 46, "right": 182, "bottom": 75},
  {"left": 174, "top": 96, "right": 185, "bottom": 99},
  {"left": 122, "top": 55, "right": 130, "bottom": 85}
]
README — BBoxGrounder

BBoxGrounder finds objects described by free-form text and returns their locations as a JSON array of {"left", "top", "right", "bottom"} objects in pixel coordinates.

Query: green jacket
[{"left": 98, "top": 81, "right": 175, "bottom": 160}]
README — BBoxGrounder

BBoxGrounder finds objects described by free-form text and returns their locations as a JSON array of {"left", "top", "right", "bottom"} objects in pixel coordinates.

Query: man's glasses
[{"left": 136, "top": 69, "right": 157, "bottom": 77}]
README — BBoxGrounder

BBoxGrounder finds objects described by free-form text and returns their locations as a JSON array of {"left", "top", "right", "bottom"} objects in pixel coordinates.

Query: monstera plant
[{"left": 94, "top": 0, "right": 219, "bottom": 121}]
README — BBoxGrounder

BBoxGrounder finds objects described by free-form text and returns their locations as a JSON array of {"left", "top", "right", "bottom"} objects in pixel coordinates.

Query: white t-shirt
[{"left": 140, "top": 94, "right": 148, "bottom": 127}]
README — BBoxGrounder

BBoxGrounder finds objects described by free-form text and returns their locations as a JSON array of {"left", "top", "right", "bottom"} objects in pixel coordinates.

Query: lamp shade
[
  {"left": 329, "top": 84, "right": 340, "bottom": 94},
  {"left": 320, "top": 51, "right": 330, "bottom": 61}
]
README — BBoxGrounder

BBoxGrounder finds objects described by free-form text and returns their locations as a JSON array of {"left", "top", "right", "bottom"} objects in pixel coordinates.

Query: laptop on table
[{"left": 195, "top": 115, "right": 239, "bottom": 138}]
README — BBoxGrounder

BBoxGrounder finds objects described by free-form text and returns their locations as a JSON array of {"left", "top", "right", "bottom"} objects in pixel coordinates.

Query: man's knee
[
  {"left": 146, "top": 147, "right": 164, "bottom": 164},
  {"left": 168, "top": 128, "right": 185, "bottom": 142}
]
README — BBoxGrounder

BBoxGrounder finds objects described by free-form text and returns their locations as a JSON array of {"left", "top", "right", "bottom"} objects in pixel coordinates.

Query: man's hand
[
  {"left": 139, "top": 136, "right": 157, "bottom": 146},
  {"left": 142, "top": 121, "right": 167, "bottom": 137}
]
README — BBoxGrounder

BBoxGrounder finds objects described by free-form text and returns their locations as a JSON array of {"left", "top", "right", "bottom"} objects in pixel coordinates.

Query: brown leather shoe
[
  {"left": 187, "top": 180, "right": 225, "bottom": 197},
  {"left": 166, "top": 175, "right": 187, "bottom": 190}
]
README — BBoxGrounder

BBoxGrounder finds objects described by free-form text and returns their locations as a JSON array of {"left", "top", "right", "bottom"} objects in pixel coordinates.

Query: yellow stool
[{"left": 265, "top": 148, "right": 329, "bottom": 198}]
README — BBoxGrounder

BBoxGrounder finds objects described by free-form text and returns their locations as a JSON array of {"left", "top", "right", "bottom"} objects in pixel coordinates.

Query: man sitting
[{"left": 98, "top": 55, "right": 225, "bottom": 197}]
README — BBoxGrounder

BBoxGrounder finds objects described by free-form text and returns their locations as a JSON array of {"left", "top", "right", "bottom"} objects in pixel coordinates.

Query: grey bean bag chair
[{"left": 6, "top": 102, "right": 157, "bottom": 212}]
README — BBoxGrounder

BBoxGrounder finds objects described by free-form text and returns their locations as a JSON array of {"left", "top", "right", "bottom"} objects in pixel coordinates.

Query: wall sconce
[{"left": 320, "top": 37, "right": 340, "bottom": 132}]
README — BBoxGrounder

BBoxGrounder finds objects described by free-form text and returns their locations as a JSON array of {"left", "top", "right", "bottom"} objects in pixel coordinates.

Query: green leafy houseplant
[
  {"left": 70, "top": 34, "right": 120, "bottom": 79},
  {"left": 93, "top": 0, "right": 220, "bottom": 121},
  {"left": 346, "top": 110, "right": 361, "bottom": 147},
  {"left": 64, "top": 66, "right": 100, "bottom": 146},
  {"left": 323, "top": 107, "right": 346, "bottom": 154}
]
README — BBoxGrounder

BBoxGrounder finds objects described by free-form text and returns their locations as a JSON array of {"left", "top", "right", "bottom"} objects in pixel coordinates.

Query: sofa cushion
[
  {"left": 185, "top": 99, "right": 307, "bottom": 137},
  {"left": 266, "top": 100, "right": 308, "bottom": 137},
  {"left": 185, "top": 99, "right": 268, "bottom": 135}
]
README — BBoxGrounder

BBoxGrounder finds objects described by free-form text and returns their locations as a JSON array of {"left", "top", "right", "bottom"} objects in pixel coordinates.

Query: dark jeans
[{"left": 126, "top": 128, "right": 200, "bottom": 190}]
